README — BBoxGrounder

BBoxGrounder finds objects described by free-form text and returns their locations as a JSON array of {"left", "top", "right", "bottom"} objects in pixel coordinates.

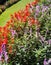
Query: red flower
[
  {"left": 2, "top": 38, "right": 8, "bottom": 44},
  {"left": 26, "top": 4, "right": 30, "bottom": 10},
  {"left": 24, "top": 9, "right": 30, "bottom": 16},
  {"left": 8, "top": 45, "right": 12, "bottom": 54},
  {"left": 0, "top": 38, "right": 2, "bottom": 46},
  {"left": 3, "top": 26, "right": 8, "bottom": 32},
  {"left": 6, "top": 21, "right": 11, "bottom": 27},
  {"left": 2, "top": 32, "right": 7, "bottom": 38},
  {"left": 28, "top": 17, "right": 35, "bottom": 26},
  {"left": 14, "top": 12, "right": 22, "bottom": 21},
  {"left": 10, "top": 19, "right": 13, "bottom": 23},
  {"left": 0, "top": 27, "right": 3, "bottom": 33},
  {"left": 35, "top": 19, "right": 39, "bottom": 25},
  {"left": 22, "top": 15, "right": 27, "bottom": 22}
]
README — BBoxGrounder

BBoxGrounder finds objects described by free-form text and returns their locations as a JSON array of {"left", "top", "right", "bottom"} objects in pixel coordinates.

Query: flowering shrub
[{"left": 0, "top": 0, "right": 51, "bottom": 65}]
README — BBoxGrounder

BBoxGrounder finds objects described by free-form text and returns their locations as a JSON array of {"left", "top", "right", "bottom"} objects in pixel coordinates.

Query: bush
[{"left": 0, "top": 0, "right": 51, "bottom": 65}]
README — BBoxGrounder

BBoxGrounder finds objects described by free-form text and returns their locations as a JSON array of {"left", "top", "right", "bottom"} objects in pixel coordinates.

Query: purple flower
[
  {"left": 48, "top": 39, "right": 51, "bottom": 45},
  {"left": 4, "top": 52, "right": 8, "bottom": 62},
  {"left": 2, "top": 43, "right": 6, "bottom": 52},
  {"left": 10, "top": 28, "right": 16, "bottom": 37},
  {"left": 35, "top": 5, "right": 40, "bottom": 16},
  {"left": 36, "top": 5, "right": 40, "bottom": 13},
  {"left": 43, "top": 58, "right": 51, "bottom": 65},
  {"left": 43, "top": 58, "right": 48, "bottom": 65},
  {"left": 42, "top": 5, "right": 48, "bottom": 13},
  {"left": 0, "top": 43, "right": 8, "bottom": 62},
  {"left": 2, "top": 43, "right": 8, "bottom": 62}
]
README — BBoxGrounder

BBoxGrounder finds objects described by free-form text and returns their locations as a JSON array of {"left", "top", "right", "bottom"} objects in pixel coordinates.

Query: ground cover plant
[{"left": 0, "top": 0, "right": 51, "bottom": 65}]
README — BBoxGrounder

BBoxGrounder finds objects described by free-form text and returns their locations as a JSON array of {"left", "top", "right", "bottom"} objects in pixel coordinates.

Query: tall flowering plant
[{"left": 0, "top": 0, "right": 51, "bottom": 65}]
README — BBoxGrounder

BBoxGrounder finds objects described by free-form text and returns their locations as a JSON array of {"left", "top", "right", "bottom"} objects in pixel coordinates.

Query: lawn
[{"left": 0, "top": 0, "right": 34, "bottom": 26}]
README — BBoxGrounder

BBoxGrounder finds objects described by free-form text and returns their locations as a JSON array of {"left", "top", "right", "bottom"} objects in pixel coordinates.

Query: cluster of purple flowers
[
  {"left": 44, "top": 58, "right": 51, "bottom": 65},
  {"left": 0, "top": 43, "right": 8, "bottom": 63}
]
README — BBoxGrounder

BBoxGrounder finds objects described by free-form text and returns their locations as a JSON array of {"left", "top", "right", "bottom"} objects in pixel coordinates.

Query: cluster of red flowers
[{"left": 0, "top": 0, "right": 39, "bottom": 61}]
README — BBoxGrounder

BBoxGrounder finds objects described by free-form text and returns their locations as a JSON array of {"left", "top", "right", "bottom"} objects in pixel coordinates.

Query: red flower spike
[
  {"left": 24, "top": 10, "right": 30, "bottom": 16},
  {"left": 22, "top": 16, "right": 27, "bottom": 22},
  {"left": 14, "top": 12, "right": 17, "bottom": 18},
  {"left": 2, "top": 32, "right": 7, "bottom": 38},
  {"left": 2, "top": 38, "right": 8, "bottom": 44},
  {"left": 14, "top": 12, "right": 22, "bottom": 21},
  {"left": 26, "top": 4, "right": 30, "bottom": 10}
]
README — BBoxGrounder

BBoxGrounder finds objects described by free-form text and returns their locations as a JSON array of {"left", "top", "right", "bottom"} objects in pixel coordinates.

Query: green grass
[{"left": 0, "top": 0, "right": 34, "bottom": 26}]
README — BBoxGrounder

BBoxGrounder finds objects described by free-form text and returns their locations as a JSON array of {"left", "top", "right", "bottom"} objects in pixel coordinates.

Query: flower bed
[{"left": 0, "top": 0, "right": 51, "bottom": 65}]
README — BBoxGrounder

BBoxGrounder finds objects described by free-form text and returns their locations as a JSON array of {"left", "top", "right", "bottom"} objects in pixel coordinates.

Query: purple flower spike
[
  {"left": 43, "top": 58, "right": 48, "bottom": 65},
  {"left": 36, "top": 5, "right": 40, "bottom": 13},
  {"left": 4, "top": 52, "right": 8, "bottom": 62},
  {"left": 35, "top": 5, "right": 40, "bottom": 16},
  {"left": 2, "top": 43, "right": 8, "bottom": 62},
  {"left": 10, "top": 28, "right": 16, "bottom": 37},
  {"left": 42, "top": 5, "right": 48, "bottom": 13}
]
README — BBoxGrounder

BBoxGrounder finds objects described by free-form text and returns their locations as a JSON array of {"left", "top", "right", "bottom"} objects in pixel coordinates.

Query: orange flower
[
  {"left": 8, "top": 45, "right": 12, "bottom": 54},
  {"left": 8, "top": 49, "right": 12, "bottom": 54},
  {"left": 14, "top": 12, "right": 22, "bottom": 21},
  {"left": 2, "top": 32, "right": 7, "bottom": 38},
  {"left": 6, "top": 21, "right": 11, "bottom": 27},
  {"left": 26, "top": 4, "right": 30, "bottom": 10},
  {"left": 11, "top": 37, "right": 14, "bottom": 44},
  {"left": 0, "top": 27, "right": 2, "bottom": 32},
  {"left": 0, "top": 27, "right": 3, "bottom": 33},
  {"left": 35, "top": 19, "right": 39, "bottom": 25},
  {"left": 1, "top": 58, "right": 5, "bottom": 63},
  {"left": 24, "top": 9, "right": 30, "bottom": 16}
]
